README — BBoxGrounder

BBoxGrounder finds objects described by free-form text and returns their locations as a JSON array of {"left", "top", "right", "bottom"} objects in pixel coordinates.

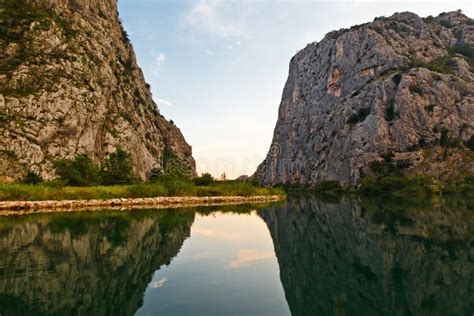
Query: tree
[
  {"left": 101, "top": 148, "right": 136, "bottom": 185},
  {"left": 22, "top": 171, "right": 43, "bottom": 184},
  {"left": 194, "top": 173, "right": 214, "bottom": 186},
  {"left": 53, "top": 154, "right": 100, "bottom": 186}
]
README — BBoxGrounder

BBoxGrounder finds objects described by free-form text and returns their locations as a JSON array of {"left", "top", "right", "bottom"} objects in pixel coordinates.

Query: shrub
[
  {"left": 193, "top": 173, "right": 214, "bottom": 186},
  {"left": 22, "top": 171, "right": 43, "bottom": 184},
  {"left": 101, "top": 148, "right": 136, "bottom": 185},
  {"left": 314, "top": 180, "right": 344, "bottom": 195},
  {"left": 449, "top": 43, "right": 474, "bottom": 67},
  {"left": 439, "top": 20, "right": 453, "bottom": 28},
  {"left": 53, "top": 154, "right": 100, "bottom": 186},
  {"left": 148, "top": 167, "right": 162, "bottom": 183},
  {"left": 439, "top": 128, "right": 449, "bottom": 146}
]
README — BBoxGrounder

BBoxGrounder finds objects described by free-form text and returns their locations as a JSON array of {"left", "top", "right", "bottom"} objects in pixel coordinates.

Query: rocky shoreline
[{"left": 0, "top": 195, "right": 283, "bottom": 216}]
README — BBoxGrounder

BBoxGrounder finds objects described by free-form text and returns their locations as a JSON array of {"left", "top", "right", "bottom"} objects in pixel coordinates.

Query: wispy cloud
[
  {"left": 205, "top": 50, "right": 215, "bottom": 55},
  {"left": 152, "top": 51, "right": 166, "bottom": 67},
  {"left": 149, "top": 277, "right": 168, "bottom": 288},
  {"left": 184, "top": 0, "right": 248, "bottom": 39},
  {"left": 229, "top": 249, "right": 274, "bottom": 268},
  {"left": 157, "top": 98, "right": 173, "bottom": 107}
]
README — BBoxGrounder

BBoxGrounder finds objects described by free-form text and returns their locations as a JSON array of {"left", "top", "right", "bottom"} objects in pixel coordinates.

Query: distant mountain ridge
[
  {"left": 258, "top": 10, "right": 474, "bottom": 185},
  {"left": 0, "top": 0, "right": 196, "bottom": 181}
]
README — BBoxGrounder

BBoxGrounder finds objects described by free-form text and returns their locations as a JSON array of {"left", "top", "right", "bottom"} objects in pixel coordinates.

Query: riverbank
[
  {"left": 0, "top": 195, "right": 283, "bottom": 215},
  {"left": 0, "top": 181, "right": 285, "bottom": 202}
]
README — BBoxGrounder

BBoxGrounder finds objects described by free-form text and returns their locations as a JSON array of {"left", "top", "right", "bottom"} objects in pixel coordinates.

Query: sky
[{"left": 118, "top": 0, "right": 473, "bottom": 179}]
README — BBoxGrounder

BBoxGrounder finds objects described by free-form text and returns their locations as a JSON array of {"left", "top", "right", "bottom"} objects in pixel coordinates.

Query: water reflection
[
  {"left": 0, "top": 210, "right": 194, "bottom": 315},
  {"left": 0, "top": 197, "right": 472, "bottom": 316},
  {"left": 260, "top": 195, "right": 474, "bottom": 316}
]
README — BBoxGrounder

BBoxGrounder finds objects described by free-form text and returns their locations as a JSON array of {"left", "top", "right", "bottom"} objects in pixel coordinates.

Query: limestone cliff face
[
  {"left": 259, "top": 11, "right": 474, "bottom": 185},
  {"left": 0, "top": 210, "right": 194, "bottom": 315},
  {"left": 260, "top": 196, "right": 474, "bottom": 316},
  {"left": 0, "top": 0, "right": 196, "bottom": 181}
]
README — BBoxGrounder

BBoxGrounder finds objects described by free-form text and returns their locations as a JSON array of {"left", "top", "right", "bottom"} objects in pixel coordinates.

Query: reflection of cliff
[
  {"left": 260, "top": 196, "right": 474, "bottom": 316},
  {"left": 0, "top": 210, "right": 194, "bottom": 316}
]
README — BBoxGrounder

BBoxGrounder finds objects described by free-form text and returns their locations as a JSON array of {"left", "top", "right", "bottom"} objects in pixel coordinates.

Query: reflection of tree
[
  {"left": 0, "top": 210, "right": 195, "bottom": 316},
  {"left": 260, "top": 195, "right": 474, "bottom": 316}
]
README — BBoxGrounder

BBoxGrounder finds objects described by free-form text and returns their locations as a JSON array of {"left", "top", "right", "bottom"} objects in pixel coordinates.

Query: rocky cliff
[
  {"left": 0, "top": 0, "right": 196, "bottom": 181},
  {"left": 258, "top": 11, "right": 474, "bottom": 186},
  {"left": 0, "top": 210, "right": 194, "bottom": 315},
  {"left": 260, "top": 196, "right": 474, "bottom": 315}
]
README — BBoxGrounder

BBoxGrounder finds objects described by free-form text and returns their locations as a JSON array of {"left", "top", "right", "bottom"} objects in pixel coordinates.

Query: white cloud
[
  {"left": 149, "top": 277, "right": 168, "bottom": 288},
  {"left": 236, "top": 40, "right": 241, "bottom": 46},
  {"left": 227, "top": 44, "right": 233, "bottom": 50},
  {"left": 184, "top": 0, "right": 248, "bottom": 39},
  {"left": 205, "top": 50, "right": 215, "bottom": 55},
  {"left": 229, "top": 249, "right": 274, "bottom": 268},
  {"left": 152, "top": 51, "right": 166, "bottom": 66},
  {"left": 157, "top": 98, "right": 173, "bottom": 106}
]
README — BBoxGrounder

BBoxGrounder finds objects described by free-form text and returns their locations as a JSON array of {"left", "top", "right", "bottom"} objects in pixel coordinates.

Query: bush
[
  {"left": 449, "top": 43, "right": 474, "bottom": 67},
  {"left": 193, "top": 173, "right": 214, "bottom": 186},
  {"left": 360, "top": 174, "right": 435, "bottom": 200},
  {"left": 148, "top": 167, "right": 162, "bottom": 183},
  {"left": 22, "top": 171, "right": 43, "bottom": 184},
  {"left": 53, "top": 154, "right": 100, "bottom": 186},
  {"left": 439, "top": 128, "right": 449, "bottom": 146},
  {"left": 101, "top": 148, "right": 136, "bottom": 185},
  {"left": 314, "top": 180, "right": 344, "bottom": 194}
]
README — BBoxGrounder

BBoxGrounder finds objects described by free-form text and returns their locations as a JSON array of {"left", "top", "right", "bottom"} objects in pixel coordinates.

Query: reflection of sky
[{"left": 136, "top": 211, "right": 289, "bottom": 316}]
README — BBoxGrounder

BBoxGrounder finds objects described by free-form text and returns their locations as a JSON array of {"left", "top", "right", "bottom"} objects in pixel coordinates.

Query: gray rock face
[
  {"left": 259, "top": 11, "right": 474, "bottom": 185},
  {"left": 0, "top": 0, "right": 196, "bottom": 181}
]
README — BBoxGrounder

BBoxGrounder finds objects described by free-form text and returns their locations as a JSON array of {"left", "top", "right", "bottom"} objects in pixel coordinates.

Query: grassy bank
[
  {"left": 0, "top": 181, "right": 285, "bottom": 202},
  {"left": 286, "top": 173, "right": 474, "bottom": 204}
]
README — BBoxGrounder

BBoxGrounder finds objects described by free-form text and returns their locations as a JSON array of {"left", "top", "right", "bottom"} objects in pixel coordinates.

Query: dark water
[{"left": 0, "top": 196, "right": 472, "bottom": 316}]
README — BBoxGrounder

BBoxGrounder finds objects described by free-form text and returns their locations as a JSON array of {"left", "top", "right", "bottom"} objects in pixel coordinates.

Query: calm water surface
[{"left": 0, "top": 196, "right": 472, "bottom": 315}]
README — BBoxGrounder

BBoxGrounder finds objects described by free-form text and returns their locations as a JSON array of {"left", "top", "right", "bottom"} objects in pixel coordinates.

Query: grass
[{"left": 0, "top": 181, "right": 285, "bottom": 202}]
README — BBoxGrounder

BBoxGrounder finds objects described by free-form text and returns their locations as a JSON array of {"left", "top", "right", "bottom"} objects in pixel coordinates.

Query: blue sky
[{"left": 118, "top": 0, "right": 473, "bottom": 178}]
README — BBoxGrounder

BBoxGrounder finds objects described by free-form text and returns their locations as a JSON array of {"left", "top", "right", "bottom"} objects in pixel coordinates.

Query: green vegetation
[
  {"left": 21, "top": 171, "right": 43, "bottom": 185},
  {"left": 53, "top": 148, "right": 136, "bottom": 186},
  {"left": 54, "top": 154, "right": 101, "bottom": 186},
  {"left": 100, "top": 148, "right": 136, "bottom": 185},
  {"left": 314, "top": 180, "right": 344, "bottom": 195},
  {"left": 0, "top": 181, "right": 285, "bottom": 202},
  {"left": 449, "top": 43, "right": 474, "bottom": 68},
  {"left": 406, "top": 43, "right": 474, "bottom": 75},
  {"left": 193, "top": 173, "right": 215, "bottom": 186}
]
